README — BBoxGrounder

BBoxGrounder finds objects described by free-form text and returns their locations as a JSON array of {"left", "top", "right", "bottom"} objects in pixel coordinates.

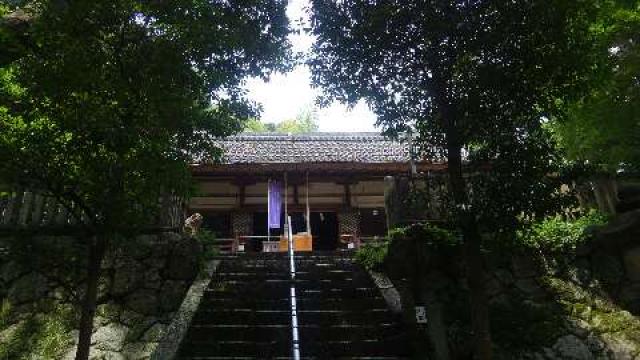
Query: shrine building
[{"left": 188, "top": 132, "right": 441, "bottom": 252}]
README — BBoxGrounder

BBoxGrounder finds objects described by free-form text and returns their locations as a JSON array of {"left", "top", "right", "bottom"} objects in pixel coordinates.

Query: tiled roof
[{"left": 214, "top": 132, "right": 411, "bottom": 164}]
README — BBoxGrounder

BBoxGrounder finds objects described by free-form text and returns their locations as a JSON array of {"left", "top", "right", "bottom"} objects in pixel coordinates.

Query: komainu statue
[{"left": 183, "top": 213, "right": 203, "bottom": 236}]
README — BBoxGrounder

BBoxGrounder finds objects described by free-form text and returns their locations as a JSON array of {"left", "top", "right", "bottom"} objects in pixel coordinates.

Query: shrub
[
  {"left": 355, "top": 241, "right": 389, "bottom": 271},
  {"left": 0, "top": 299, "right": 11, "bottom": 330},
  {"left": 356, "top": 223, "right": 458, "bottom": 271},
  {"left": 195, "top": 229, "right": 219, "bottom": 263},
  {"left": 519, "top": 210, "right": 609, "bottom": 253}
]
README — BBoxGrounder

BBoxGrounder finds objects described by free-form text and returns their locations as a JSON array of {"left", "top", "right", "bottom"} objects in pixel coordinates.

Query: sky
[{"left": 242, "top": 0, "right": 378, "bottom": 132}]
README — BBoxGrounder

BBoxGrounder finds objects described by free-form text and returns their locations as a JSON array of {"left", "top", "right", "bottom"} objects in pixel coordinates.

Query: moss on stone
[
  {"left": 125, "top": 318, "right": 156, "bottom": 343},
  {"left": 543, "top": 276, "right": 640, "bottom": 350},
  {"left": 0, "top": 298, "right": 11, "bottom": 330},
  {"left": 96, "top": 303, "right": 122, "bottom": 322},
  {"left": 0, "top": 303, "right": 74, "bottom": 359}
]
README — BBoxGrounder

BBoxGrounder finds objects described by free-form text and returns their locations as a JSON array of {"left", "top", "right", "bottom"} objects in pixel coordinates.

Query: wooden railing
[
  {"left": 0, "top": 190, "right": 82, "bottom": 227},
  {"left": 210, "top": 238, "right": 236, "bottom": 253},
  {"left": 0, "top": 190, "right": 185, "bottom": 231}
]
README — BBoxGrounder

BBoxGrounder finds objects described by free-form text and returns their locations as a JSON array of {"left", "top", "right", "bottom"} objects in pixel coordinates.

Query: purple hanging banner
[{"left": 268, "top": 180, "right": 282, "bottom": 229}]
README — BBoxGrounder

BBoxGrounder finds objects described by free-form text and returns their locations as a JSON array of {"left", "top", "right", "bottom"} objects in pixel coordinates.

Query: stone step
[
  {"left": 198, "top": 297, "right": 291, "bottom": 310},
  {"left": 215, "top": 263, "right": 359, "bottom": 274},
  {"left": 186, "top": 323, "right": 406, "bottom": 343},
  {"left": 178, "top": 340, "right": 290, "bottom": 358},
  {"left": 299, "top": 337, "right": 413, "bottom": 358},
  {"left": 206, "top": 280, "right": 378, "bottom": 293},
  {"left": 191, "top": 308, "right": 396, "bottom": 325},
  {"left": 181, "top": 337, "right": 411, "bottom": 358},
  {"left": 184, "top": 324, "right": 291, "bottom": 342},
  {"left": 205, "top": 284, "right": 382, "bottom": 299},
  {"left": 213, "top": 270, "right": 360, "bottom": 281},
  {"left": 200, "top": 295, "right": 389, "bottom": 311},
  {"left": 178, "top": 357, "right": 407, "bottom": 360},
  {"left": 177, "top": 252, "right": 413, "bottom": 359},
  {"left": 208, "top": 276, "right": 375, "bottom": 289}
]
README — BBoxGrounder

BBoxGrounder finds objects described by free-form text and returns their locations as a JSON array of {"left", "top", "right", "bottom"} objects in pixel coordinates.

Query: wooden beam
[{"left": 191, "top": 162, "right": 447, "bottom": 177}]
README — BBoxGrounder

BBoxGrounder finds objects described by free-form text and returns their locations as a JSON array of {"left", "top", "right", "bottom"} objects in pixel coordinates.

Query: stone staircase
[{"left": 176, "top": 251, "right": 412, "bottom": 359}]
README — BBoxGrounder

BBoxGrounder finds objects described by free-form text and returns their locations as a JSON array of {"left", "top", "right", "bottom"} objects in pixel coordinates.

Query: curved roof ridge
[
  {"left": 227, "top": 132, "right": 393, "bottom": 141},
  {"left": 208, "top": 131, "right": 411, "bottom": 164}
]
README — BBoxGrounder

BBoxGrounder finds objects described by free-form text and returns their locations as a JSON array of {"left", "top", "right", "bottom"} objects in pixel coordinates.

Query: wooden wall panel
[
  {"left": 245, "top": 183, "right": 267, "bottom": 195},
  {"left": 351, "top": 180, "right": 385, "bottom": 195},
  {"left": 190, "top": 196, "right": 237, "bottom": 210},
  {"left": 243, "top": 196, "right": 267, "bottom": 205},
  {"left": 190, "top": 179, "right": 388, "bottom": 211},
  {"left": 308, "top": 182, "right": 344, "bottom": 195},
  {"left": 306, "top": 196, "right": 343, "bottom": 205},
  {"left": 197, "top": 182, "right": 238, "bottom": 196},
  {"left": 351, "top": 195, "right": 385, "bottom": 208}
]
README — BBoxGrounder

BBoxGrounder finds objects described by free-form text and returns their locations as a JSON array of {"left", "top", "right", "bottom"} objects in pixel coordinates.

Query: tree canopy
[
  {"left": 309, "top": 1, "right": 604, "bottom": 358},
  {"left": 244, "top": 106, "right": 319, "bottom": 133},
  {"left": 0, "top": 0, "right": 291, "bottom": 229},
  {"left": 309, "top": 0, "right": 604, "bottom": 230},
  {"left": 550, "top": 1, "right": 640, "bottom": 173},
  {"left": 0, "top": 2, "right": 291, "bottom": 359}
]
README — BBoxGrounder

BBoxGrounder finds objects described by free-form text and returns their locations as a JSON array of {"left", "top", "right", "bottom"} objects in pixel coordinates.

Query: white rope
[
  {"left": 287, "top": 215, "right": 301, "bottom": 360},
  {"left": 306, "top": 171, "right": 311, "bottom": 234}
]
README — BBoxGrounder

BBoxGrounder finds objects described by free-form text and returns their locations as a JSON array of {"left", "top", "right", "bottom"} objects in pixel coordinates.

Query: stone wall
[
  {"left": 383, "top": 212, "right": 640, "bottom": 359},
  {"left": 0, "top": 232, "right": 201, "bottom": 359}
]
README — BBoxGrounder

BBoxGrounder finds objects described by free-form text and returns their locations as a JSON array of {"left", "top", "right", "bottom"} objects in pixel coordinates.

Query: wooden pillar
[
  {"left": 8, "top": 189, "right": 24, "bottom": 225},
  {"left": 31, "top": 193, "right": 45, "bottom": 226},
  {"left": 238, "top": 184, "right": 246, "bottom": 207},
  {"left": 43, "top": 196, "right": 59, "bottom": 225},
  {"left": 344, "top": 184, "right": 352, "bottom": 207}
]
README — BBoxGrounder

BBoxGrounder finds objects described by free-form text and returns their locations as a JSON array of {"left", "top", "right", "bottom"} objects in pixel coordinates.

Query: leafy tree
[
  {"left": 244, "top": 106, "right": 319, "bottom": 133},
  {"left": 309, "top": 1, "right": 601, "bottom": 358},
  {"left": 0, "top": 1, "right": 290, "bottom": 359},
  {"left": 245, "top": 118, "right": 272, "bottom": 132},
  {"left": 551, "top": 1, "right": 640, "bottom": 173},
  {"left": 277, "top": 107, "right": 320, "bottom": 133}
]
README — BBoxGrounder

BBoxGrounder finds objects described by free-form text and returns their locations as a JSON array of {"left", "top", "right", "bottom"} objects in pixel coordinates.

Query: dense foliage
[
  {"left": 551, "top": 1, "right": 640, "bottom": 173},
  {"left": 0, "top": 1, "right": 291, "bottom": 230},
  {"left": 309, "top": 0, "right": 600, "bottom": 230},
  {"left": 354, "top": 241, "right": 388, "bottom": 271},
  {"left": 0, "top": 2, "right": 291, "bottom": 358},
  {"left": 309, "top": 1, "right": 606, "bottom": 357},
  {"left": 244, "top": 106, "right": 319, "bottom": 133},
  {"left": 518, "top": 211, "right": 609, "bottom": 253},
  {"left": 195, "top": 228, "right": 219, "bottom": 264},
  {"left": 355, "top": 223, "right": 458, "bottom": 271}
]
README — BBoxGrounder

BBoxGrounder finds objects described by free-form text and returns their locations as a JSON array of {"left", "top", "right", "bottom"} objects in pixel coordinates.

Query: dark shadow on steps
[{"left": 176, "top": 251, "right": 415, "bottom": 359}]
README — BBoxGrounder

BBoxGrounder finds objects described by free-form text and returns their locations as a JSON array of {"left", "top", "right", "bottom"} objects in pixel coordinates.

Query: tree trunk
[
  {"left": 422, "top": 272, "right": 451, "bottom": 360},
  {"left": 592, "top": 175, "right": 618, "bottom": 215},
  {"left": 75, "top": 235, "right": 107, "bottom": 360},
  {"left": 445, "top": 122, "right": 493, "bottom": 359}
]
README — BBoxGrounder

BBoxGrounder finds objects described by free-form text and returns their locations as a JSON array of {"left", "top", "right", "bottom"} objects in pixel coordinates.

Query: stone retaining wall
[
  {"left": 0, "top": 232, "right": 201, "bottom": 359},
  {"left": 384, "top": 211, "right": 640, "bottom": 359}
]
